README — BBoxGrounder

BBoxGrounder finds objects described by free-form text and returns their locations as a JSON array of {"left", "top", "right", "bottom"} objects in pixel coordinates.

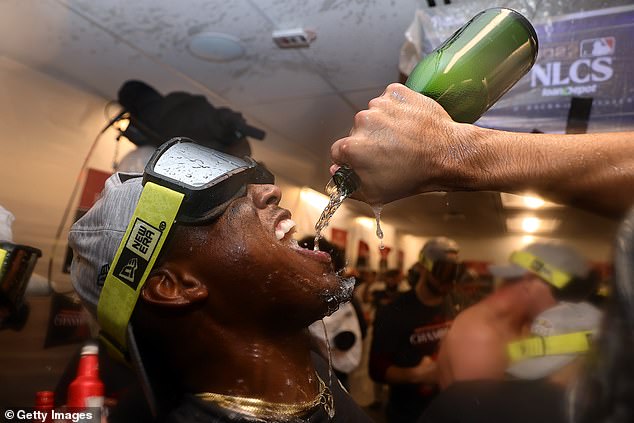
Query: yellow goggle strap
[
  {"left": 510, "top": 250, "right": 573, "bottom": 289},
  {"left": 507, "top": 331, "right": 594, "bottom": 363},
  {"left": 97, "top": 182, "right": 184, "bottom": 362},
  {"left": 420, "top": 254, "right": 434, "bottom": 273},
  {"left": 0, "top": 248, "right": 7, "bottom": 280}
]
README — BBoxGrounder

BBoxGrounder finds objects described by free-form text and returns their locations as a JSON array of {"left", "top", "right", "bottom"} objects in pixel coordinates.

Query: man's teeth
[{"left": 275, "top": 219, "right": 296, "bottom": 241}]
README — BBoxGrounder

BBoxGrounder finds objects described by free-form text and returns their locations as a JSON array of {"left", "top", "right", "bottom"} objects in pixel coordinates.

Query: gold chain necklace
[{"left": 195, "top": 374, "right": 334, "bottom": 421}]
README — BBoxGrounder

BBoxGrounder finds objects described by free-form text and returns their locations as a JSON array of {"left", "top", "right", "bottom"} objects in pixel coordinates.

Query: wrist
[{"left": 429, "top": 122, "right": 495, "bottom": 192}]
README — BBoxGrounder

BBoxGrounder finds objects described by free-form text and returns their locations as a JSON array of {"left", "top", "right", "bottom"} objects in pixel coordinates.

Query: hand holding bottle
[
  {"left": 329, "top": 7, "right": 538, "bottom": 206},
  {"left": 330, "top": 83, "right": 473, "bottom": 205}
]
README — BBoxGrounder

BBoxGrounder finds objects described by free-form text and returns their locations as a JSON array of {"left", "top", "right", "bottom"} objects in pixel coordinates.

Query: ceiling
[{"left": 0, "top": 0, "right": 620, "bottom": 240}]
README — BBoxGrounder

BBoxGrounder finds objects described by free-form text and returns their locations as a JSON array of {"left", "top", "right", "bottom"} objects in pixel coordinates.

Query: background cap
[
  {"left": 0, "top": 205, "right": 15, "bottom": 242},
  {"left": 68, "top": 173, "right": 143, "bottom": 317},
  {"left": 419, "top": 237, "right": 459, "bottom": 263},
  {"left": 489, "top": 241, "right": 590, "bottom": 282},
  {"left": 507, "top": 301, "right": 601, "bottom": 379}
]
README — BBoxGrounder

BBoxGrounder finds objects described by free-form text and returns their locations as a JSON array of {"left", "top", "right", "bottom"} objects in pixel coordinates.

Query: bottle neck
[{"left": 77, "top": 353, "right": 100, "bottom": 378}]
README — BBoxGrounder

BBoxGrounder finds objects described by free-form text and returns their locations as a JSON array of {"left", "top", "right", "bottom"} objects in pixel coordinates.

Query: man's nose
[{"left": 252, "top": 184, "right": 282, "bottom": 208}]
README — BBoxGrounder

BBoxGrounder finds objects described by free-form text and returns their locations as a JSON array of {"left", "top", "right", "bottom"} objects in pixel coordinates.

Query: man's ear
[{"left": 141, "top": 268, "right": 208, "bottom": 307}]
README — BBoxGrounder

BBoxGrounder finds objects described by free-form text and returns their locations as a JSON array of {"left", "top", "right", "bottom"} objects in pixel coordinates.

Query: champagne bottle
[{"left": 329, "top": 7, "right": 538, "bottom": 196}]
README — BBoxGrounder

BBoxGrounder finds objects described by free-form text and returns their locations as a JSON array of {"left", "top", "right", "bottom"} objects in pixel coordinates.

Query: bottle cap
[{"left": 81, "top": 343, "right": 99, "bottom": 355}]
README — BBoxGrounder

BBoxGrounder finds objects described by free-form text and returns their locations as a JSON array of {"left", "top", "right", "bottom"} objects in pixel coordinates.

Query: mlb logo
[{"left": 580, "top": 37, "right": 615, "bottom": 57}]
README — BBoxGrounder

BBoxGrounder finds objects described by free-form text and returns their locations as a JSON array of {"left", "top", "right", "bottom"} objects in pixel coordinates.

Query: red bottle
[
  {"left": 67, "top": 343, "right": 104, "bottom": 409},
  {"left": 35, "top": 391, "right": 54, "bottom": 422}
]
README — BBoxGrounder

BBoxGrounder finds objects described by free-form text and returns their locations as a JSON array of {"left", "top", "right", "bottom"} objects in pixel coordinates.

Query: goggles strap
[
  {"left": 97, "top": 182, "right": 184, "bottom": 361},
  {"left": 0, "top": 247, "right": 7, "bottom": 280},
  {"left": 510, "top": 251, "right": 573, "bottom": 289},
  {"left": 420, "top": 255, "right": 434, "bottom": 273},
  {"left": 507, "top": 331, "right": 594, "bottom": 362}
]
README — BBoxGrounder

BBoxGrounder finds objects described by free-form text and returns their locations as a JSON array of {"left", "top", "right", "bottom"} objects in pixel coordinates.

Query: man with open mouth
[{"left": 68, "top": 138, "right": 368, "bottom": 422}]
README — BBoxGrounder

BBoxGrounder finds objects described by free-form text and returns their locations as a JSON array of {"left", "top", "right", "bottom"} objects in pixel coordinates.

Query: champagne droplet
[{"left": 373, "top": 204, "right": 384, "bottom": 249}]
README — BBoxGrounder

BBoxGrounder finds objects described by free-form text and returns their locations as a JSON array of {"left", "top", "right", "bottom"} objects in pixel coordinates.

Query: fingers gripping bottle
[{"left": 329, "top": 7, "right": 539, "bottom": 196}]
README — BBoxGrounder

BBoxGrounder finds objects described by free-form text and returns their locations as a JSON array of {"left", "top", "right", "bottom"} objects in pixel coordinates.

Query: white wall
[{"left": 0, "top": 56, "right": 136, "bottom": 292}]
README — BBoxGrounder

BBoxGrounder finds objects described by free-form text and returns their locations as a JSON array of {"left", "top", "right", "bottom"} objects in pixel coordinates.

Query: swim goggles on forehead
[
  {"left": 144, "top": 137, "right": 274, "bottom": 223},
  {"left": 419, "top": 252, "right": 463, "bottom": 283},
  {"left": 98, "top": 137, "right": 274, "bottom": 363}
]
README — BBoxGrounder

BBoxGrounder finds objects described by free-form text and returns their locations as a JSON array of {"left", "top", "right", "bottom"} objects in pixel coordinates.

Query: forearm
[
  {"left": 330, "top": 84, "right": 634, "bottom": 218},
  {"left": 438, "top": 127, "right": 634, "bottom": 218}
]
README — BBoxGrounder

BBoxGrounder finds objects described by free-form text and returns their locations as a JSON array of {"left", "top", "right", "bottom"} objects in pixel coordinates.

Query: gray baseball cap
[
  {"left": 489, "top": 241, "right": 590, "bottom": 289},
  {"left": 69, "top": 172, "right": 144, "bottom": 316},
  {"left": 419, "top": 237, "right": 460, "bottom": 263},
  {"left": 67, "top": 172, "right": 161, "bottom": 414},
  {"left": 507, "top": 301, "right": 601, "bottom": 379}
]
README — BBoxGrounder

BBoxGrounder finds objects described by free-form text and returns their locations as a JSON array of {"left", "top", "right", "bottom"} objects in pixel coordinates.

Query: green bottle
[{"left": 329, "top": 7, "right": 538, "bottom": 196}]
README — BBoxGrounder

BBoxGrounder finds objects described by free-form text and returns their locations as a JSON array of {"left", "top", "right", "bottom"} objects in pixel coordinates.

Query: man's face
[
  {"left": 424, "top": 252, "right": 459, "bottom": 296},
  {"left": 175, "top": 184, "right": 353, "bottom": 328}
]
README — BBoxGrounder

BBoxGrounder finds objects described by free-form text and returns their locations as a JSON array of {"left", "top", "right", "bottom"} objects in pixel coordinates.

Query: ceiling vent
[{"left": 272, "top": 28, "right": 316, "bottom": 48}]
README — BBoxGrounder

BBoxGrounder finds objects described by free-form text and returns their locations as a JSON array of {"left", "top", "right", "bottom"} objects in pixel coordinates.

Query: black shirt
[
  {"left": 420, "top": 379, "right": 567, "bottom": 423},
  {"left": 163, "top": 353, "right": 372, "bottom": 423},
  {"left": 370, "top": 290, "right": 453, "bottom": 422}
]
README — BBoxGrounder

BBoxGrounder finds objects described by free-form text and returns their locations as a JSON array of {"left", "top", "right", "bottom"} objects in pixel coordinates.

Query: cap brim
[
  {"left": 507, "top": 302, "right": 601, "bottom": 380},
  {"left": 488, "top": 263, "right": 527, "bottom": 279},
  {"left": 507, "top": 355, "right": 576, "bottom": 380}
]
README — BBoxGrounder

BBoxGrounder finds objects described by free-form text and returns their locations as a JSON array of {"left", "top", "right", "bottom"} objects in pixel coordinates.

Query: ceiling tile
[
  {"left": 242, "top": 93, "right": 354, "bottom": 160},
  {"left": 64, "top": 0, "right": 337, "bottom": 105},
  {"left": 254, "top": 0, "right": 420, "bottom": 91}
]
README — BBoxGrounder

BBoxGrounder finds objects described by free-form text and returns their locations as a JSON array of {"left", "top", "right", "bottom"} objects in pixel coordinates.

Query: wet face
[{"left": 173, "top": 184, "right": 353, "bottom": 329}]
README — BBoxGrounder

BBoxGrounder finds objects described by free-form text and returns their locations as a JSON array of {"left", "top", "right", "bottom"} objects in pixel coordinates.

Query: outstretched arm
[{"left": 330, "top": 83, "right": 634, "bottom": 218}]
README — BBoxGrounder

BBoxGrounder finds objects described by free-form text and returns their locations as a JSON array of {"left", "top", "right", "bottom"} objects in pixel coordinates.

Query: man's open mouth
[{"left": 274, "top": 218, "right": 331, "bottom": 264}]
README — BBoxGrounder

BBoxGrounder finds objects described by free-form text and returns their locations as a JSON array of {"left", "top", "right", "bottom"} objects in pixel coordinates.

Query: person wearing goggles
[
  {"left": 368, "top": 237, "right": 461, "bottom": 423},
  {"left": 68, "top": 138, "right": 370, "bottom": 422},
  {"left": 435, "top": 241, "right": 600, "bottom": 391}
]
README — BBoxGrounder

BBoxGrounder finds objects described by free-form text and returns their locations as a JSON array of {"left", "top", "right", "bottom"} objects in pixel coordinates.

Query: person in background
[
  {"left": 366, "top": 268, "right": 406, "bottom": 411},
  {"left": 406, "top": 262, "right": 422, "bottom": 290},
  {"left": 436, "top": 241, "right": 600, "bottom": 389},
  {"left": 353, "top": 268, "right": 378, "bottom": 323},
  {"left": 369, "top": 237, "right": 461, "bottom": 423},
  {"left": 370, "top": 268, "right": 405, "bottom": 311},
  {"left": 0, "top": 205, "right": 41, "bottom": 331},
  {"left": 422, "top": 301, "right": 602, "bottom": 423}
]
